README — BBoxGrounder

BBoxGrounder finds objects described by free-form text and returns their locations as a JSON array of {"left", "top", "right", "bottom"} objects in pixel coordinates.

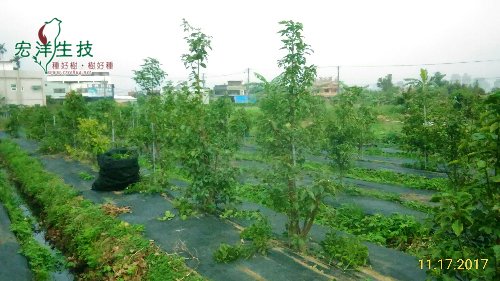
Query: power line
[{"left": 317, "top": 58, "right": 500, "bottom": 69}]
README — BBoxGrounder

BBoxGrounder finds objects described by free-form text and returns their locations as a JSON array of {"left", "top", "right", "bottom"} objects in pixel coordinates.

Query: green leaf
[
  {"left": 493, "top": 245, "right": 500, "bottom": 260},
  {"left": 452, "top": 220, "right": 463, "bottom": 236},
  {"left": 490, "top": 122, "right": 498, "bottom": 133}
]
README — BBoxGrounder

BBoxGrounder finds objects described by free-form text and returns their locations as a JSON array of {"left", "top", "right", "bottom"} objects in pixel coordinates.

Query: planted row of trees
[{"left": 399, "top": 70, "right": 499, "bottom": 280}]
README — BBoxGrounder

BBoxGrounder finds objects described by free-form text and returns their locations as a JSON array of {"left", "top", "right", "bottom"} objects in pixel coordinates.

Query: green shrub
[
  {"left": 172, "top": 197, "right": 198, "bottom": 220},
  {"left": 240, "top": 218, "right": 272, "bottom": 254},
  {"left": 320, "top": 232, "right": 368, "bottom": 269},
  {"left": 78, "top": 171, "right": 94, "bottom": 181},
  {"left": 213, "top": 243, "right": 242, "bottom": 263},
  {"left": 348, "top": 168, "right": 448, "bottom": 191},
  {"left": 318, "top": 204, "right": 429, "bottom": 251}
]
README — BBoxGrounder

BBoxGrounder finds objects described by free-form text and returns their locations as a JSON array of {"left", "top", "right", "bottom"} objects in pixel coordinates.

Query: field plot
[{"left": 0, "top": 17, "right": 498, "bottom": 281}]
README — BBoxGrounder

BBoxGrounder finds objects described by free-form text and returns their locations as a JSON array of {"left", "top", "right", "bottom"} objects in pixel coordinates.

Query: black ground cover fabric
[
  {"left": 1, "top": 133, "right": 429, "bottom": 281},
  {"left": 92, "top": 148, "right": 139, "bottom": 191}
]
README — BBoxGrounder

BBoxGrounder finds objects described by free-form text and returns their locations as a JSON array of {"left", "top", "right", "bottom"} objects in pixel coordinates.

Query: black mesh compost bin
[{"left": 92, "top": 148, "right": 139, "bottom": 191}]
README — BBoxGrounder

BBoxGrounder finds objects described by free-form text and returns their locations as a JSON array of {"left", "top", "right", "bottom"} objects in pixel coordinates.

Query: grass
[
  {"left": 315, "top": 204, "right": 430, "bottom": 252},
  {"left": 372, "top": 104, "right": 404, "bottom": 143},
  {"left": 78, "top": 171, "right": 94, "bottom": 181},
  {"left": 343, "top": 185, "right": 435, "bottom": 213},
  {"left": 347, "top": 168, "right": 449, "bottom": 191}
]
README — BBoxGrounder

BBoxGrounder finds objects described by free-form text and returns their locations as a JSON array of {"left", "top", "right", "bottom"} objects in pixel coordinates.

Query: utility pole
[
  {"left": 202, "top": 73, "right": 206, "bottom": 88},
  {"left": 246, "top": 68, "right": 250, "bottom": 95},
  {"left": 337, "top": 65, "right": 341, "bottom": 95}
]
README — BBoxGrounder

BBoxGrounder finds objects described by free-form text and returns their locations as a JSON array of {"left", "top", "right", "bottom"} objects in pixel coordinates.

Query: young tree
[
  {"left": 59, "top": 91, "right": 88, "bottom": 148},
  {"left": 377, "top": 74, "right": 395, "bottom": 92},
  {"left": 181, "top": 18, "right": 212, "bottom": 95},
  {"left": 174, "top": 19, "right": 246, "bottom": 211},
  {"left": 326, "top": 86, "right": 365, "bottom": 181},
  {"left": 133, "top": 57, "right": 166, "bottom": 95},
  {"left": 377, "top": 74, "right": 399, "bottom": 104},
  {"left": 403, "top": 69, "right": 441, "bottom": 169},
  {"left": 256, "top": 20, "right": 333, "bottom": 249}
]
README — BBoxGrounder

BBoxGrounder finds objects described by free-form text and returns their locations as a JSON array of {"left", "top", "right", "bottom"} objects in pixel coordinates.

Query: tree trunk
[
  {"left": 424, "top": 147, "right": 428, "bottom": 170},
  {"left": 301, "top": 201, "right": 319, "bottom": 238},
  {"left": 287, "top": 178, "right": 299, "bottom": 236}
]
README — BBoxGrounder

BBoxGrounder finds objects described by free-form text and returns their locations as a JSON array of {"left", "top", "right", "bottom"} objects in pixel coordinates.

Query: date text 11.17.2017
[{"left": 419, "top": 259, "right": 488, "bottom": 270}]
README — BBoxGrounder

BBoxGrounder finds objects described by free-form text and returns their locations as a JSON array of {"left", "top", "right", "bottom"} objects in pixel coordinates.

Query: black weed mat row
[
  {"left": 236, "top": 160, "right": 432, "bottom": 221},
  {"left": 241, "top": 144, "right": 446, "bottom": 179},
  {"left": 324, "top": 195, "right": 428, "bottom": 221},
  {"left": 0, "top": 204, "right": 32, "bottom": 281},
  {"left": 343, "top": 178, "right": 435, "bottom": 197}
]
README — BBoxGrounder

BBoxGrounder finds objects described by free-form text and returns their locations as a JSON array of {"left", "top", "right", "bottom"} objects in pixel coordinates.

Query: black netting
[{"left": 92, "top": 148, "right": 139, "bottom": 191}]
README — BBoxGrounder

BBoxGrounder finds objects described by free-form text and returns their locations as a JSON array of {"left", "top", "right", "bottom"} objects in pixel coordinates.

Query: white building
[
  {"left": 46, "top": 71, "right": 114, "bottom": 99},
  {"left": 0, "top": 61, "right": 46, "bottom": 105}
]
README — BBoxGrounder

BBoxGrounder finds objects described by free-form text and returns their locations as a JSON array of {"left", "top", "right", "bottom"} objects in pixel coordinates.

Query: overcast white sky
[{"left": 1, "top": 0, "right": 499, "bottom": 94}]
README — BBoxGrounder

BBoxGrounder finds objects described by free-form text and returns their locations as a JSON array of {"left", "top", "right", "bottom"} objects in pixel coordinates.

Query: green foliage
[
  {"left": 21, "top": 105, "right": 51, "bottom": 140},
  {"left": 78, "top": 171, "right": 94, "bottom": 181},
  {"left": 402, "top": 69, "right": 453, "bottom": 169},
  {"left": 133, "top": 57, "right": 167, "bottom": 95},
  {"left": 74, "top": 118, "right": 110, "bottom": 157},
  {"left": 34, "top": 91, "right": 89, "bottom": 153},
  {"left": 110, "top": 151, "right": 133, "bottom": 159},
  {"left": 377, "top": 74, "right": 397, "bottom": 92},
  {"left": 348, "top": 168, "right": 449, "bottom": 191},
  {"left": 172, "top": 197, "right": 198, "bottom": 220},
  {"left": 176, "top": 96, "right": 245, "bottom": 211},
  {"left": 326, "top": 86, "right": 364, "bottom": 179},
  {"left": 320, "top": 232, "right": 368, "bottom": 269},
  {"left": 214, "top": 211, "right": 272, "bottom": 263},
  {"left": 256, "top": 20, "right": 326, "bottom": 247},
  {"left": 175, "top": 22, "right": 245, "bottom": 212},
  {"left": 318, "top": 204, "right": 429, "bottom": 251},
  {"left": 157, "top": 210, "right": 175, "bottom": 221},
  {"left": 181, "top": 18, "right": 212, "bottom": 94},
  {"left": 124, "top": 177, "right": 164, "bottom": 194},
  {"left": 213, "top": 243, "right": 243, "bottom": 263},
  {"left": 6, "top": 105, "right": 21, "bottom": 137},
  {"left": 425, "top": 91, "right": 499, "bottom": 281},
  {"left": 240, "top": 217, "right": 272, "bottom": 255}
]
